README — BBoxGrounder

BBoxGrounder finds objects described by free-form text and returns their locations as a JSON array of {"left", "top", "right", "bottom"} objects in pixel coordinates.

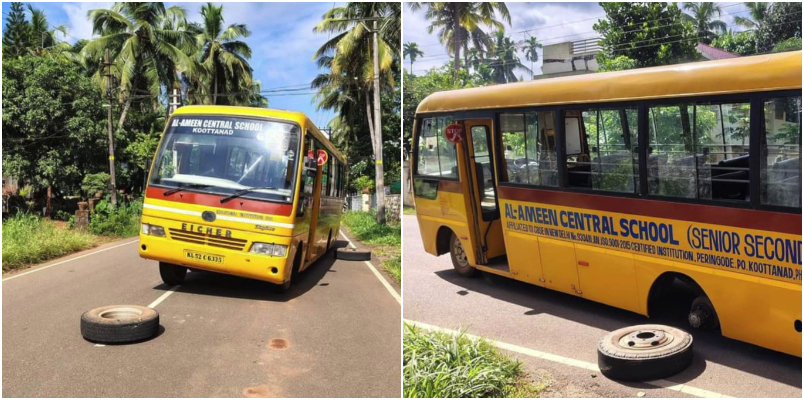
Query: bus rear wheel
[
  {"left": 159, "top": 262, "right": 187, "bottom": 286},
  {"left": 450, "top": 233, "right": 477, "bottom": 277}
]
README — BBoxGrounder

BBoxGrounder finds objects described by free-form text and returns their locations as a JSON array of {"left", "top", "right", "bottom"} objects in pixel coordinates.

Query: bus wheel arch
[
  {"left": 647, "top": 272, "right": 720, "bottom": 331},
  {"left": 435, "top": 226, "right": 454, "bottom": 256}
]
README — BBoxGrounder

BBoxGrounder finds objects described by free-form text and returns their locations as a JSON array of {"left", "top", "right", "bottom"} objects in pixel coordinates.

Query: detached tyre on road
[
  {"left": 336, "top": 247, "right": 371, "bottom": 261},
  {"left": 597, "top": 324, "right": 693, "bottom": 381},
  {"left": 80, "top": 305, "right": 160, "bottom": 344}
]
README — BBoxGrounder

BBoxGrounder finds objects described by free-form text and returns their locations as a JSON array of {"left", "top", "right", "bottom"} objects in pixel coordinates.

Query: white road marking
[
  {"left": 148, "top": 285, "right": 181, "bottom": 308},
  {"left": 339, "top": 229, "right": 401, "bottom": 305},
  {"left": 2, "top": 240, "right": 140, "bottom": 282},
  {"left": 94, "top": 344, "right": 106, "bottom": 347},
  {"left": 404, "top": 319, "right": 733, "bottom": 399}
]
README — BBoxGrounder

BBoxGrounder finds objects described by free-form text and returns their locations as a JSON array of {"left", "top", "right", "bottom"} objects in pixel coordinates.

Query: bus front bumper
[{"left": 138, "top": 218, "right": 293, "bottom": 285}]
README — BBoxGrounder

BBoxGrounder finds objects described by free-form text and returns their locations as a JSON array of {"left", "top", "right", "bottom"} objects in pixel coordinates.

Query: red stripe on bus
[
  {"left": 440, "top": 180, "right": 463, "bottom": 193},
  {"left": 145, "top": 187, "right": 294, "bottom": 216},
  {"left": 497, "top": 186, "right": 801, "bottom": 235}
]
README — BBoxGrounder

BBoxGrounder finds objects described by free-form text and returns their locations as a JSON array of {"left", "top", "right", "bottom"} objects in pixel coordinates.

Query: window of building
[
  {"left": 761, "top": 96, "right": 801, "bottom": 208},
  {"left": 647, "top": 101, "right": 751, "bottom": 201},
  {"left": 499, "top": 111, "right": 557, "bottom": 186},
  {"left": 563, "top": 108, "right": 638, "bottom": 193},
  {"left": 416, "top": 116, "right": 458, "bottom": 178}
]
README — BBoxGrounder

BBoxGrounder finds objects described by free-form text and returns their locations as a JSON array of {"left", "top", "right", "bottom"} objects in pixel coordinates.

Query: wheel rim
[
  {"left": 99, "top": 307, "right": 143, "bottom": 320},
  {"left": 452, "top": 236, "right": 468, "bottom": 267},
  {"left": 617, "top": 328, "right": 674, "bottom": 350}
]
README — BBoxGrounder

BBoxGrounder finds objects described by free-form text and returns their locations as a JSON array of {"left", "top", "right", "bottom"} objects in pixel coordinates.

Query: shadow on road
[
  {"left": 434, "top": 267, "right": 802, "bottom": 389},
  {"left": 151, "top": 240, "right": 349, "bottom": 302}
]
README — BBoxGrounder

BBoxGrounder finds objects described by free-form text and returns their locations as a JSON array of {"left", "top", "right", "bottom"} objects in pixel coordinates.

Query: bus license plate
[{"left": 183, "top": 250, "right": 224, "bottom": 265}]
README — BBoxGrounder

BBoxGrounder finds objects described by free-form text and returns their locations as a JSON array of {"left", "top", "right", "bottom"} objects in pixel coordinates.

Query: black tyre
[
  {"left": 272, "top": 247, "right": 303, "bottom": 293},
  {"left": 80, "top": 305, "right": 159, "bottom": 344},
  {"left": 159, "top": 262, "right": 187, "bottom": 285},
  {"left": 689, "top": 295, "right": 720, "bottom": 330},
  {"left": 449, "top": 233, "right": 477, "bottom": 277},
  {"left": 336, "top": 247, "right": 371, "bottom": 261},
  {"left": 598, "top": 324, "right": 693, "bottom": 381}
]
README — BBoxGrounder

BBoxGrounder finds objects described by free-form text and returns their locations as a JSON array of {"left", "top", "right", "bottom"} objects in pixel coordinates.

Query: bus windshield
[{"left": 150, "top": 115, "right": 301, "bottom": 203}]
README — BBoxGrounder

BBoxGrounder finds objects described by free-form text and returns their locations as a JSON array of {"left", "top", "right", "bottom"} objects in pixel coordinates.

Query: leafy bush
[
  {"left": 351, "top": 175, "right": 375, "bottom": 193},
  {"left": 341, "top": 211, "right": 400, "bottom": 246},
  {"left": 2, "top": 213, "right": 95, "bottom": 271},
  {"left": 89, "top": 197, "right": 142, "bottom": 237},
  {"left": 403, "top": 324, "right": 540, "bottom": 398},
  {"left": 81, "top": 173, "right": 110, "bottom": 198}
]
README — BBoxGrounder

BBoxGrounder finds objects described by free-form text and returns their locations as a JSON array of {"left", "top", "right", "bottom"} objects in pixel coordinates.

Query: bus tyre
[
  {"left": 597, "top": 324, "right": 693, "bottom": 381},
  {"left": 80, "top": 305, "right": 159, "bottom": 344},
  {"left": 159, "top": 262, "right": 187, "bottom": 286},
  {"left": 450, "top": 233, "right": 477, "bottom": 277},
  {"left": 336, "top": 247, "right": 371, "bottom": 261}
]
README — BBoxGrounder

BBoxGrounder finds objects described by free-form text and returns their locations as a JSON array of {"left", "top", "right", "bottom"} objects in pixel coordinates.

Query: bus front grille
[{"left": 168, "top": 229, "right": 248, "bottom": 251}]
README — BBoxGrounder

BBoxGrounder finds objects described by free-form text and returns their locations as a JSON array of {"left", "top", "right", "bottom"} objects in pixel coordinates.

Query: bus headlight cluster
[
  {"left": 141, "top": 223, "right": 166, "bottom": 237},
  {"left": 250, "top": 242, "right": 288, "bottom": 257}
]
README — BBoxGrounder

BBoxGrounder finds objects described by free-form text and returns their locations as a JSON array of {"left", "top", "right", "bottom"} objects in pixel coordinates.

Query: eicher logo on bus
[
  {"left": 502, "top": 201, "right": 802, "bottom": 284},
  {"left": 181, "top": 223, "right": 232, "bottom": 238}
]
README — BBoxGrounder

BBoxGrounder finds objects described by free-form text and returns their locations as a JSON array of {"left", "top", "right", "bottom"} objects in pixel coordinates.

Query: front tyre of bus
[
  {"left": 271, "top": 246, "right": 303, "bottom": 293},
  {"left": 450, "top": 233, "right": 477, "bottom": 277},
  {"left": 159, "top": 262, "right": 187, "bottom": 286}
]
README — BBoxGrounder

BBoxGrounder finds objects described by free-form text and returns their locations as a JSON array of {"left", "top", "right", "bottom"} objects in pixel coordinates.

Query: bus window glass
[
  {"left": 761, "top": 96, "right": 801, "bottom": 208},
  {"left": 500, "top": 112, "right": 557, "bottom": 186},
  {"left": 416, "top": 116, "right": 457, "bottom": 178},
  {"left": 318, "top": 142, "right": 329, "bottom": 197},
  {"left": 565, "top": 108, "right": 638, "bottom": 193},
  {"left": 647, "top": 105, "right": 698, "bottom": 198},
  {"left": 470, "top": 126, "right": 496, "bottom": 213}
]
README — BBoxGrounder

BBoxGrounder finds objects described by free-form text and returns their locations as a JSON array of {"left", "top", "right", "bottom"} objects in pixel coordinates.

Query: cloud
[{"left": 61, "top": 2, "right": 113, "bottom": 41}]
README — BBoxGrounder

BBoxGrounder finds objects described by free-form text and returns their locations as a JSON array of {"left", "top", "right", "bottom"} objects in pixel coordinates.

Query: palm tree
[
  {"left": 408, "top": 2, "right": 510, "bottom": 77},
  {"left": 312, "top": 2, "right": 400, "bottom": 224},
  {"left": 403, "top": 42, "right": 424, "bottom": 73},
  {"left": 193, "top": 2, "right": 253, "bottom": 105},
  {"left": 82, "top": 2, "right": 195, "bottom": 130},
  {"left": 683, "top": 2, "right": 727, "bottom": 44},
  {"left": 734, "top": 2, "right": 772, "bottom": 29},
  {"left": 26, "top": 5, "right": 66, "bottom": 55},
  {"left": 486, "top": 31, "right": 531, "bottom": 84},
  {"left": 522, "top": 35, "right": 542, "bottom": 79}
]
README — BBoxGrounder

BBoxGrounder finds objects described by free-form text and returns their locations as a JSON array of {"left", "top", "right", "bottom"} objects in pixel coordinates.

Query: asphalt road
[
  {"left": 3, "top": 235, "right": 401, "bottom": 397},
  {"left": 402, "top": 215, "right": 802, "bottom": 398}
]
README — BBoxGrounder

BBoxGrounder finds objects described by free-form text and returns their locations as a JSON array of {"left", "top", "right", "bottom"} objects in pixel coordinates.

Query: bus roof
[
  {"left": 415, "top": 51, "right": 802, "bottom": 114},
  {"left": 171, "top": 105, "right": 346, "bottom": 163}
]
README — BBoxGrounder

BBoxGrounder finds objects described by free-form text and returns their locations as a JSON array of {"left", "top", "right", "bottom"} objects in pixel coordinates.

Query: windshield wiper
[
  {"left": 220, "top": 186, "right": 278, "bottom": 204},
  {"left": 163, "top": 183, "right": 210, "bottom": 196}
]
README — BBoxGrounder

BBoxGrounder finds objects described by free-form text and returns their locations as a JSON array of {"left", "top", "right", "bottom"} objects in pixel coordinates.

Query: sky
[
  {"left": 1, "top": 2, "right": 342, "bottom": 128},
  {"left": 403, "top": 2, "right": 751, "bottom": 79}
]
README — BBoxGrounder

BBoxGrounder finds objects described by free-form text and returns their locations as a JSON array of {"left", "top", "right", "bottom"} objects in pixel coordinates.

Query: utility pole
[
  {"left": 104, "top": 49, "right": 118, "bottom": 208},
  {"left": 372, "top": 16, "right": 386, "bottom": 225},
  {"left": 169, "top": 88, "right": 181, "bottom": 115}
]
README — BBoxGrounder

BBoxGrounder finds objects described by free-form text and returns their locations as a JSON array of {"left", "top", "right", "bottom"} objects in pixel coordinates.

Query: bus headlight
[
  {"left": 141, "top": 223, "right": 166, "bottom": 237},
  {"left": 250, "top": 243, "right": 288, "bottom": 257}
]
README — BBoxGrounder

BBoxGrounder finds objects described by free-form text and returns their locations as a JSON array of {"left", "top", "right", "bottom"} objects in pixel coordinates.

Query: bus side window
[
  {"left": 416, "top": 116, "right": 458, "bottom": 179},
  {"left": 500, "top": 112, "right": 557, "bottom": 187},
  {"left": 564, "top": 108, "right": 639, "bottom": 193},
  {"left": 761, "top": 96, "right": 801, "bottom": 208}
]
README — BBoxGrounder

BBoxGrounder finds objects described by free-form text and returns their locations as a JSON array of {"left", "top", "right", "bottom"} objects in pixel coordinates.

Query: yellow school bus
[
  {"left": 139, "top": 106, "right": 346, "bottom": 292},
  {"left": 411, "top": 51, "right": 802, "bottom": 356}
]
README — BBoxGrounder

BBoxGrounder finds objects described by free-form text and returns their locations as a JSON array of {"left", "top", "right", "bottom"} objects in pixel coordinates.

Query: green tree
[
  {"left": 2, "top": 55, "right": 107, "bottom": 204},
  {"left": 26, "top": 5, "right": 67, "bottom": 55},
  {"left": 408, "top": 2, "right": 510, "bottom": 77},
  {"left": 82, "top": 2, "right": 195, "bottom": 131},
  {"left": 486, "top": 31, "right": 531, "bottom": 84},
  {"left": 522, "top": 35, "right": 542, "bottom": 78},
  {"left": 594, "top": 2, "right": 698, "bottom": 69},
  {"left": 734, "top": 2, "right": 772, "bottom": 30},
  {"left": 403, "top": 42, "right": 424, "bottom": 74},
  {"left": 190, "top": 2, "right": 255, "bottom": 105},
  {"left": 711, "top": 30, "right": 757, "bottom": 56},
  {"left": 2, "top": 2, "right": 29, "bottom": 58},
  {"left": 682, "top": 2, "right": 727, "bottom": 44},
  {"left": 755, "top": 2, "right": 802, "bottom": 53},
  {"left": 597, "top": 55, "right": 638, "bottom": 72},
  {"left": 772, "top": 37, "right": 802, "bottom": 53}
]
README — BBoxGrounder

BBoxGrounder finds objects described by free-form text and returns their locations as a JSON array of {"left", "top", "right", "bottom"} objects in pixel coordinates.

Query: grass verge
[
  {"left": 340, "top": 211, "right": 401, "bottom": 282},
  {"left": 2, "top": 213, "right": 96, "bottom": 272},
  {"left": 403, "top": 205, "right": 416, "bottom": 215},
  {"left": 403, "top": 324, "right": 545, "bottom": 398}
]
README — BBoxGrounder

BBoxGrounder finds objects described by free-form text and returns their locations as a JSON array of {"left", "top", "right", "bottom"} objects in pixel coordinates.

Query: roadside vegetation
[
  {"left": 403, "top": 205, "right": 416, "bottom": 215},
  {"left": 403, "top": 324, "right": 545, "bottom": 398},
  {"left": 2, "top": 213, "right": 95, "bottom": 271},
  {"left": 341, "top": 210, "right": 401, "bottom": 282}
]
